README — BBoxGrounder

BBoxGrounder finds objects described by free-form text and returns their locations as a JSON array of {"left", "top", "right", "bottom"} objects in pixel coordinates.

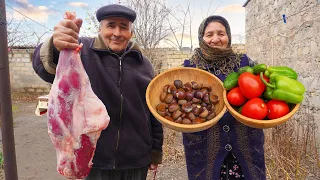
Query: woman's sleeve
[
  {"left": 183, "top": 59, "right": 196, "bottom": 68},
  {"left": 243, "top": 54, "right": 258, "bottom": 67}
]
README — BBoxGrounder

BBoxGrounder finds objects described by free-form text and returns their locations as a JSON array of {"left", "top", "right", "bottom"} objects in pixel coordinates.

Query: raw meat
[{"left": 47, "top": 12, "right": 110, "bottom": 180}]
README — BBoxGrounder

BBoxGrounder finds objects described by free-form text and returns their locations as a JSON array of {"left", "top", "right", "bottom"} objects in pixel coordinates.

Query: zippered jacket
[{"left": 32, "top": 35, "right": 163, "bottom": 170}]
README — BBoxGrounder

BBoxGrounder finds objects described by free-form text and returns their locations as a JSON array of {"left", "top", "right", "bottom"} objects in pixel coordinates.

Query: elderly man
[{"left": 32, "top": 4, "right": 163, "bottom": 180}]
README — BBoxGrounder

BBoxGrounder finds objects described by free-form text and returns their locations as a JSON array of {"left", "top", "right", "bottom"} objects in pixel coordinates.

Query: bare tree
[
  {"left": 125, "top": 0, "right": 172, "bottom": 74},
  {"left": 7, "top": 16, "right": 28, "bottom": 48},
  {"left": 7, "top": 14, "right": 51, "bottom": 48},
  {"left": 165, "top": 0, "right": 221, "bottom": 51},
  {"left": 82, "top": 7, "right": 100, "bottom": 37},
  {"left": 126, "top": 0, "right": 171, "bottom": 50},
  {"left": 24, "top": 23, "right": 51, "bottom": 46},
  {"left": 164, "top": 2, "right": 195, "bottom": 51},
  {"left": 80, "top": 1, "right": 172, "bottom": 74},
  {"left": 188, "top": 4, "right": 194, "bottom": 51}
]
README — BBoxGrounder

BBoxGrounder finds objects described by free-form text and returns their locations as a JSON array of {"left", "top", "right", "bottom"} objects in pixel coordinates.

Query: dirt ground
[{"left": 0, "top": 100, "right": 188, "bottom": 180}]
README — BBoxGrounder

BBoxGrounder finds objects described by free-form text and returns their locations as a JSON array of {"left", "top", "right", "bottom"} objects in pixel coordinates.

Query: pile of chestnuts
[{"left": 156, "top": 79, "right": 219, "bottom": 124}]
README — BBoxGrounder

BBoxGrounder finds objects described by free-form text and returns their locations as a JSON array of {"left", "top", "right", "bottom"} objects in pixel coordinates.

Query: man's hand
[
  {"left": 149, "top": 163, "right": 158, "bottom": 170},
  {"left": 53, "top": 17, "right": 83, "bottom": 51}
]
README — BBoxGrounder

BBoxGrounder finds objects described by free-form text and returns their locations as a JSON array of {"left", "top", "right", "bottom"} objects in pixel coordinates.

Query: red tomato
[
  {"left": 227, "top": 87, "right": 247, "bottom": 106},
  {"left": 266, "top": 100, "right": 290, "bottom": 119},
  {"left": 241, "top": 98, "right": 268, "bottom": 120},
  {"left": 238, "top": 72, "right": 265, "bottom": 99},
  {"left": 256, "top": 74, "right": 269, "bottom": 92}
]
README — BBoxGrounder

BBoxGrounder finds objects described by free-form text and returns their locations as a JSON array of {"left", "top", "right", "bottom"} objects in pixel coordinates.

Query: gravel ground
[{"left": 0, "top": 101, "right": 188, "bottom": 180}]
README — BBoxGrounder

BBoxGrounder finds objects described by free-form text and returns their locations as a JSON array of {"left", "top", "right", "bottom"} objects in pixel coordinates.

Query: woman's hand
[{"left": 53, "top": 16, "right": 83, "bottom": 51}]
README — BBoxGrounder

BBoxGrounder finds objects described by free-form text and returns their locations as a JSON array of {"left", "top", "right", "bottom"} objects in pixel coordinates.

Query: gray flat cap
[{"left": 96, "top": 4, "right": 136, "bottom": 22}]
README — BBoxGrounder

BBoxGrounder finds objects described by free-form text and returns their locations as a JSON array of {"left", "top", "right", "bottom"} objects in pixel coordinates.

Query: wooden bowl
[
  {"left": 222, "top": 90, "right": 300, "bottom": 129},
  {"left": 146, "top": 67, "right": 227, "bottom": 133}
]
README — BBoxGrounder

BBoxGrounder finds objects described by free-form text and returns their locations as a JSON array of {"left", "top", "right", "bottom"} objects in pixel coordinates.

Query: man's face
[{"left": 99, "top": 17, "right": 132, "bottom": 53}]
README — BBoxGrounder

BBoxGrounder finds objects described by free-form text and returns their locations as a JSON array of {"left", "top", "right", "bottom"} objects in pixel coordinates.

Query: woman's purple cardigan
[{"left": 182, "top": 54, "right": 266, "bottom": 180}]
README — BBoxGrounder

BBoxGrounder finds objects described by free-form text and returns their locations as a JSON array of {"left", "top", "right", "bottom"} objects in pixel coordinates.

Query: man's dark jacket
[{"left": 32, "top": 35, "right": 163, "bottom": 170}]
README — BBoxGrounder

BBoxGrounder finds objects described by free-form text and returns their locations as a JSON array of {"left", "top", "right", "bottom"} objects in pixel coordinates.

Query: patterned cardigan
[{"left": 182, "top": 54, "right": 266, "bottom": 180}]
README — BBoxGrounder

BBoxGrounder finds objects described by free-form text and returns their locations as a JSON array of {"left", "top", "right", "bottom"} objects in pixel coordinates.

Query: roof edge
[{"left": 243, "top": 0, "right": 251, "bottom": 7}]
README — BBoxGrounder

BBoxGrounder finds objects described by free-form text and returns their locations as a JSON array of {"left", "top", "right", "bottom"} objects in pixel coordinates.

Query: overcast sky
[{"left": 6, "top": 0, "right": 248, "bottom": 47}]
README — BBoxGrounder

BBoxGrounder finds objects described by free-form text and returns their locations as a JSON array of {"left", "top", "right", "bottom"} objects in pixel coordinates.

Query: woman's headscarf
[{"left": 190, "top": 15, "right": 242, "bottom": 75}]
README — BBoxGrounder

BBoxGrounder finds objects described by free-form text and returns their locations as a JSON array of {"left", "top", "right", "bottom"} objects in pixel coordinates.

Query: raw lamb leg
[{"left": 47, "top": 12, "right": 110, "bottom": 179}]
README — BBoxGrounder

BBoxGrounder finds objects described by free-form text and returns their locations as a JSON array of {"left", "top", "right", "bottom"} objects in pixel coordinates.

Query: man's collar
[{"left": 92, "top": 34, "right": 109, "bottom": 50}]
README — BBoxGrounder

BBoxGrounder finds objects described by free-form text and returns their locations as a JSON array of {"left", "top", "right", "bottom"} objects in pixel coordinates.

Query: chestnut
[
  {"left": 174, "top": 117, "right": 183, "bottom": 124},
  {"left": 164, "top": 94, "right": 174, "bottom": 104},
  {"left": 163, "top": 84, "right": 170, "bottom": 92},
  {"left": 167, "top": 85, "right": 177, "bottom": 94},
  {"left": 160, "top": 92, "right": 167, "bottom": 102},
  {"left": 157, "top": 110, "right": 166, "bottom": 117},
  {"left": 200, "top": 88, "right": 208, "bottom": 96},
  {"left": 174, "top": 80, "right": 183, "bottom": 89},
  {"left": 192, "top": 97, "right": 201, "bottom": 104},
  {"left": 202, "top": 93, "right": 210, "bottom": 104},
  {"left": 156, "top": 103, "right": 167, "bottom": 112},
  {"left": 192, "top": 106, "right": 202, "bottom": 116},
  {"left": 164, "top": 109, "right": 171, "bottom": 116},
  {"left": 181, "top": 102, "right": 193, "bottom": 113},
  {"left": 199, "top": 108, "right": 209, "bottom": 118},
  {"left": 184, "top": 82, "right": 192, "bottom": 91},
  {"left": 171, "top": 98, "right": 177, "bottom": 104},
  {"left": 201, "top": 102, "right": 207, "bottom": 107},
  {"left": 191, "top": 81, "right": 203, "bottom": 89},
  {"left": 168, "top": 103, "right": 180, "bottom": 113},
  {"left": 206, "top": 104, "right": 215, "bottom": 112},
  {"left": 206, "top": 111, "right": 216, "bottom": 120},
  {"left": 182, "top": 118, "right": 192, "bottom": 124},
  {"left": 194, "top": 90, "right": 203, "bottom": 99},
  {"left": 186, "top": 112, "right": 196, "bottom": 121},
  {"left": 193, "top": 118, "right": 205, "bottom": 124},
  {"left": 209, "top": 93, "right": 219, "bottom": 105},
  {"left": 178, "top": 99, "right": 187, "bottom": 105},
  {"left": 171, "top": 89, "right": 178, "bottom": 97},
  {"left": 164, "top": 116, "right": 174, "bottom": 121},
  {"left": 176, "top": 89, "right": 186, "bottom": 100},
  {"left": 185, "top": 91, "right": 194, "bottom": 101},
  {"left": 172, "top": 110, "right": 182, "bottom": 120},
  {"left": 202, "top": 84, "right": 212, "bottom": 92},
  {"left": 181, "top": 113, "right": 187, "bottom": 119}
]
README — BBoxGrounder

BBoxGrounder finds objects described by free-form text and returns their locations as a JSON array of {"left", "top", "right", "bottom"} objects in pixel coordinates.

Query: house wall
[
  {"left": 245, "top": 0, "right": 320, "bottom": 116},
  {"left": 8, "top": 44, "right": 246, "bottom": 93},
  {"left": 8, "top": 49, "right": 51, "bottom": 94}
]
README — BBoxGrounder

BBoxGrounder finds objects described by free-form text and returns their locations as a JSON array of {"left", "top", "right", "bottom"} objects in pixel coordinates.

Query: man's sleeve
[
  {"left": 150, "top": 114, "right": 163, "bottom": 164},
  {"left": 32, "top": 36, "right": 59, "bottom": 83}
]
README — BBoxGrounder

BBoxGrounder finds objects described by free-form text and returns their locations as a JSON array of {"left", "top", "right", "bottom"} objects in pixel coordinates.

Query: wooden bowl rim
[
  {"left": 222, "top": 90, "right": 300, "bottom": 126},
  {"left": 146, "top": 67, "right": 227, "bottom": 131}
]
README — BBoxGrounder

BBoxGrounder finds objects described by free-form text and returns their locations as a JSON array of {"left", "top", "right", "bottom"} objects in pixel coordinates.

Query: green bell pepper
[
  {"left": 260, "top": 72, "right": 305, "bottom": 104},
  {"left": 263, "top": 87, "right": 272, "bottom": 100},
  {"left": 264, "top": 66, "right": 298, "bottom": 80}
]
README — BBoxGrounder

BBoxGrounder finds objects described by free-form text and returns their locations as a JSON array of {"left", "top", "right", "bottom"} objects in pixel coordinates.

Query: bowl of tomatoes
[{"left": 222, "top": 65, "right": 303, "bottom": 129}]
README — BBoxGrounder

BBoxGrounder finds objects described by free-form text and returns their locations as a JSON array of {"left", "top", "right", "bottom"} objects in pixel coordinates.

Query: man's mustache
[{"left": 110, "top": 37, "right": 125, "bottom": 42}]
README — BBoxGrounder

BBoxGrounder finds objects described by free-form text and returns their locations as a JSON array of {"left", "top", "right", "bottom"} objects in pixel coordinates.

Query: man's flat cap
[{"left": 96, "top": 4, "right": 136, "bottom": 22}]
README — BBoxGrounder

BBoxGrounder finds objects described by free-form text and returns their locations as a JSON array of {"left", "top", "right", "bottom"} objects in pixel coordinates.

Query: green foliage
[
  {"left": 12, "top": 105, "right": 18, "bottom": 114},
  {"left": 0, "top": 152, "right": 3, "bottom": 169}
]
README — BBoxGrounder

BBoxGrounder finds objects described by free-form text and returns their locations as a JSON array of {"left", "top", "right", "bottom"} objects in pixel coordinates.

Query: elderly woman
[{"left": 183, "top": 15, "right": 266, "bottom": 180}]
